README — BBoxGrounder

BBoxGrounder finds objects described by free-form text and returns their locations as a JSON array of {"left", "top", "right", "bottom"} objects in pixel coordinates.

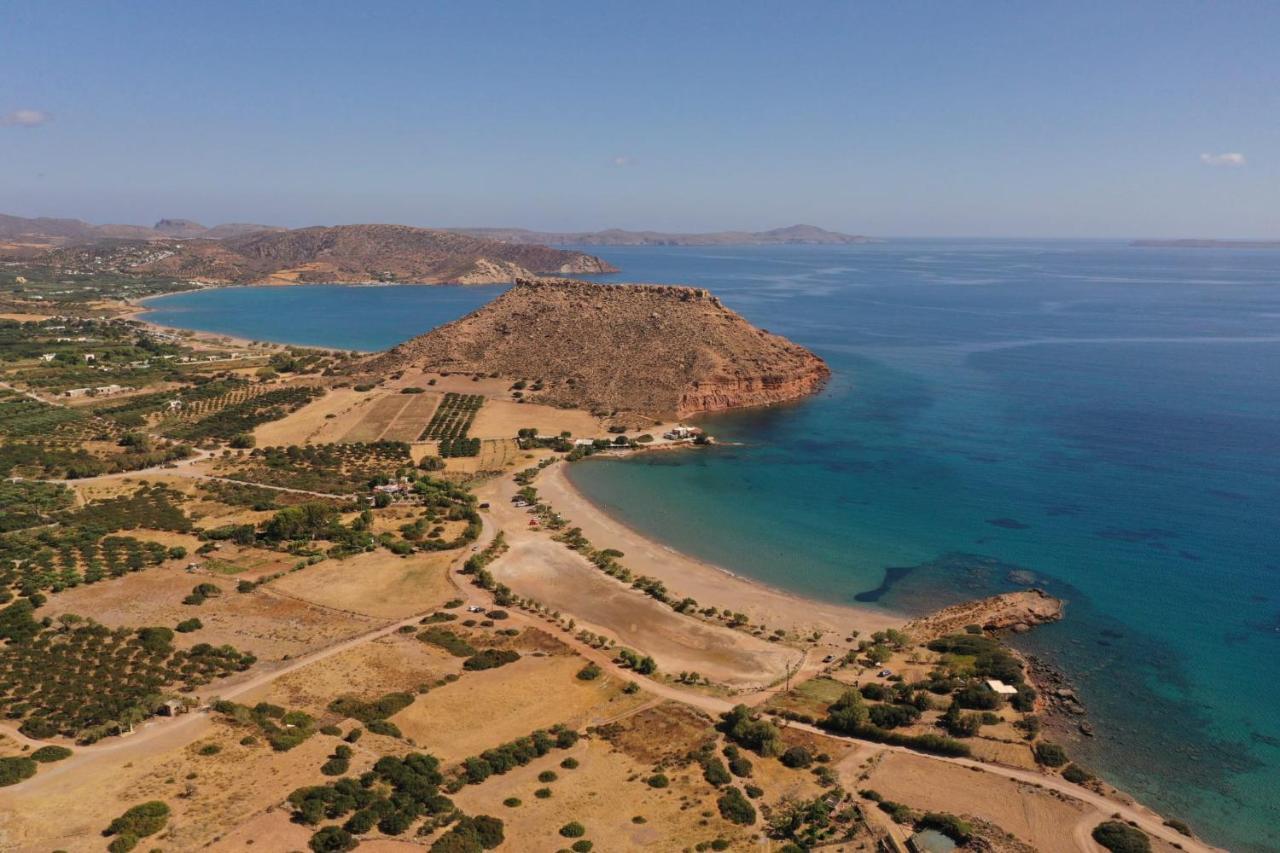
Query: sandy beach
[{"left": 503, "top": 460, "right": 904, "bottom": 638}]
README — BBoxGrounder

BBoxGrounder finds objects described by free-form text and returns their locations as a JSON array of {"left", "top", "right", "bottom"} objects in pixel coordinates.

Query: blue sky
[{"left": 2, "top": 1, "right": 1276, "bottom": 237}]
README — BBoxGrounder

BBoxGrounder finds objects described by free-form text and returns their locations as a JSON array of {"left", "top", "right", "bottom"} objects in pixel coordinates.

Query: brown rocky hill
[
  {"left": 207, "top": 225, "right": 614, "bottom": 283},
  {"left": 20, "top": 224, "right": 615, "bottom": 285},
  {"left": 358, "top": 278, "right": 830, "bottom": 418}
]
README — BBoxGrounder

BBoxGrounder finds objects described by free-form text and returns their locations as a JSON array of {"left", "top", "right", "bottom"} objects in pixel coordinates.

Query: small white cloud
[
  {"left": 1200, "top": 152, "right": 1245, "bottom": 167},
  {"left": 2, "top": 109, "right": 52, "bottom": 127},
  {"left": 612, "top": 155, "right": 632, "bottom": 167}
]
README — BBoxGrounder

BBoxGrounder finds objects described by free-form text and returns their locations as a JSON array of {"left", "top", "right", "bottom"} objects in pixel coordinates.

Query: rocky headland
[{"left": 357, "top": 277, "right": 830, "bottom": 418}]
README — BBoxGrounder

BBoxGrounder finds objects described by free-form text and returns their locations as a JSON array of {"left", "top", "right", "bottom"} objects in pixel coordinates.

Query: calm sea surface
[{"left": 146, "top": 242, "right": 1280, "bottom": 851}]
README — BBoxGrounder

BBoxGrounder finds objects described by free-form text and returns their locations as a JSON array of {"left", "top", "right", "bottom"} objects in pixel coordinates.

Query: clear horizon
[{"left": 3, "top": 1, "right": 1277, "bottom": 239}]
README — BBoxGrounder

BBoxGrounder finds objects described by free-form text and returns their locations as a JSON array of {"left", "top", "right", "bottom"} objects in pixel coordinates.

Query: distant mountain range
[
  {"left": 0, "top": 212, "right": 873, "bottom": 286},
  {"left": 454, "top": 224, "right": 879, "bottom": 246},
  {"left": 1, "top": 215, "right": 614, "bottom": 285},
  {"left": 0, "top": 213, "right": 282, "bottom": 244},
  {"left": 1130, "top": 239, "right": 1280, "bottom": 249}
]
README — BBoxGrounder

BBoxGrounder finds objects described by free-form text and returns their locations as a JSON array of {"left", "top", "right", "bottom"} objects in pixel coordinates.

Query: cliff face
[
  {"left": 678, "top": 366, "right": 830, "bottom": 417},
  {"left": 357, "top": 278, "right": 829, "bottom": 419}
]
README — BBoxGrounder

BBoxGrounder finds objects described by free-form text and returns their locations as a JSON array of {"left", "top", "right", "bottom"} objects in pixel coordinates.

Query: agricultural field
[
  {"left": 340, "top": 392, "right": 417, "bottom": 443},
  {"left": 0, "top": 483, "right": 192, "bottom": 599},
  {"left": 217, "top": 441, "right": 415, "bottom": 495},
  {"left": 167, "top": 384, "right": 324, "bottom": 442},
  {"left": 0, "top": 617, "right": 254, "bottom": 741},
  {"left": 0, "top": 389, "right": 85, "bottom": 437},
  {"left": 382, "top": 390, "right": 439, "bottom": 442},
  {"left": 419, "top": 392, "right": 484, "bottom": 447}
]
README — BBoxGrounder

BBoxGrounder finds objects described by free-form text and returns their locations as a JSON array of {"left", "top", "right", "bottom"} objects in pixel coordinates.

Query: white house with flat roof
[{"left": 984, "top": 679, "right": 1019, "bottom": 697}]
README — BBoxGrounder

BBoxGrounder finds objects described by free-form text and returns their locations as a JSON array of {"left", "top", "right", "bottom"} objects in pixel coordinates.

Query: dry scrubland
[
  {"left": 45, "top": 563, "right": 376, "bottom": 660},
  {"left": 270, "top": 549, "right": 458, "bottom": 619},
  {"left": 389, "top": 654, "right": 644, "bottom": 761}
]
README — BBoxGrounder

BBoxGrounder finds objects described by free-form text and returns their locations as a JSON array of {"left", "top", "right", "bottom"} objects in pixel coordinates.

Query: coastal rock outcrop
[
  {"left": 356, "top": 277, "right": 830, "bottom": 419},
  {"left": 904, "top": 589, "right": 1064, "bottom": 641}
]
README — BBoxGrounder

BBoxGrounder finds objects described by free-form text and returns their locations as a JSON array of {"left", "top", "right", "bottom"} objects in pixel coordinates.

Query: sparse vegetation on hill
[
  {"left": 357, "top": 278, "right": 829, "bottom": 418},
  {"left": 15, "top": 222, "right": 614, "bottom": 285}
]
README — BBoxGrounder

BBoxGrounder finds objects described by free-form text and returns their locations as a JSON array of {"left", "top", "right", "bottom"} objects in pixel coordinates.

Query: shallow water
[{"left": 146, "top": 242, "right": 1280, "bottom": 851}]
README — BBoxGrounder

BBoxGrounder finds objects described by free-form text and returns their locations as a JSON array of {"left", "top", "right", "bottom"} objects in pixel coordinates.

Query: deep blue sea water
[{"left": 146, "top": 242, "right": 1280, "bottom": 852}]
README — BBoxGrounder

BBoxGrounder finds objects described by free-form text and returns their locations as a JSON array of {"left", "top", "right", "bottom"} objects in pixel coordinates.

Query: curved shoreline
[
  {"left": 122, "top": 289, "right": 374, "bottom": 354},
  {"left": 536, "top": 458, "right": 907, "bottom": 635}
]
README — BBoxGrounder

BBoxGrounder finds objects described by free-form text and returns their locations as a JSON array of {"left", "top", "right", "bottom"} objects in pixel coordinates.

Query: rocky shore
[{"left": 903, "top": 588, "right": 1064, "bottom": 641}]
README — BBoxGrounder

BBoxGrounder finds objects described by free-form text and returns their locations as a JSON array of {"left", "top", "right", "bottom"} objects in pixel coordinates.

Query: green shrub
[
  {"left": 535, "top": 786, "right": 553, "bottom": 798},
  {"left": 0, "top": 756, "right": 37, "bottom": 786},
  {"left": 779, "top": 746, "right": 813, "bottom": 769},
  {"left": 718, "top": 705, "right": 783, "bottom": 757},
  {"left": 571, "top": 841, "right": 593, "bottom": 853},
  {"left": 702, "top": 757, "right": 732, "bottom": 786},
  {"left": 560, "top": 757, "right": 579, "bottom": 769},
  {"left": 321, "top": 757, "right": 349, "bottom": 776},
  {"left": 1062, "top": 763, "right": 1093, "bottom": 784},
  {"left": 1091, "top": 820, "right": 1151, "bottom": 853},
  {"left": 1034, "top": 741, "right": 1069, "bottom": 767},
  {"left": 463, "top": 649, "right": 520, "bottom": 671},
  {"left": 105, "top": 801, "right": 170, "bottom": 841},
  {"left": 418, "top": 627, "right": 477, "bottom": 657},
  {"left": 366, "top": 719, "right": 401, "bottom": 737},
  {"left": 647, "top": 773, "right": 669, "bottom": 788},
  {"left": 309, "top": 825, "right": 358, "bottom": 852},
  {"left": 175, "top": 617, "right": 203, "bottom": 632},
  {"left": 538, "top": 770, "right": 558, "bottom": 783},
  {"left": 560, "top": 821, "right": 586, "bottom": 838},
  {"left": 716, "top": 786, "right": 757, "bottom": 825},
  {"left": 576, "top": 662, "right": 602, "bottom": 680},
  {"left": 503, "top": 797, "right": 521, "bottom": 807},
  {"left": 878, "top": 800, "right": 914, "bottom": 824},
  {"left": 30, "top": 745, "right": 72, "bottom": 763}
]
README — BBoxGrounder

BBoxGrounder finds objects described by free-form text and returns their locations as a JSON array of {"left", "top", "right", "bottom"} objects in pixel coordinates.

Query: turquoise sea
[{"left": 146, "top": 242, "right": 1280, "bottom": 852}]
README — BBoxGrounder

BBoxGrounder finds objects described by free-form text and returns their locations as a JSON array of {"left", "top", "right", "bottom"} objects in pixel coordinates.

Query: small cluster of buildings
[{"left": 662, "top": 425, "right": 704, "bottom": 441}]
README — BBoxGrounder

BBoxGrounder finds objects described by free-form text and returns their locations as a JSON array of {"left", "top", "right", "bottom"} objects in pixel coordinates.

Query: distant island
[
  {"left": 360, "top": 277, "right": 831, "bottom": 419},
  {"left": 1131, "top": 239, "right": 1280, "bottom": 249},
  {"left": 454, "top": 223, "right": 879, "bottom": 246}
]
